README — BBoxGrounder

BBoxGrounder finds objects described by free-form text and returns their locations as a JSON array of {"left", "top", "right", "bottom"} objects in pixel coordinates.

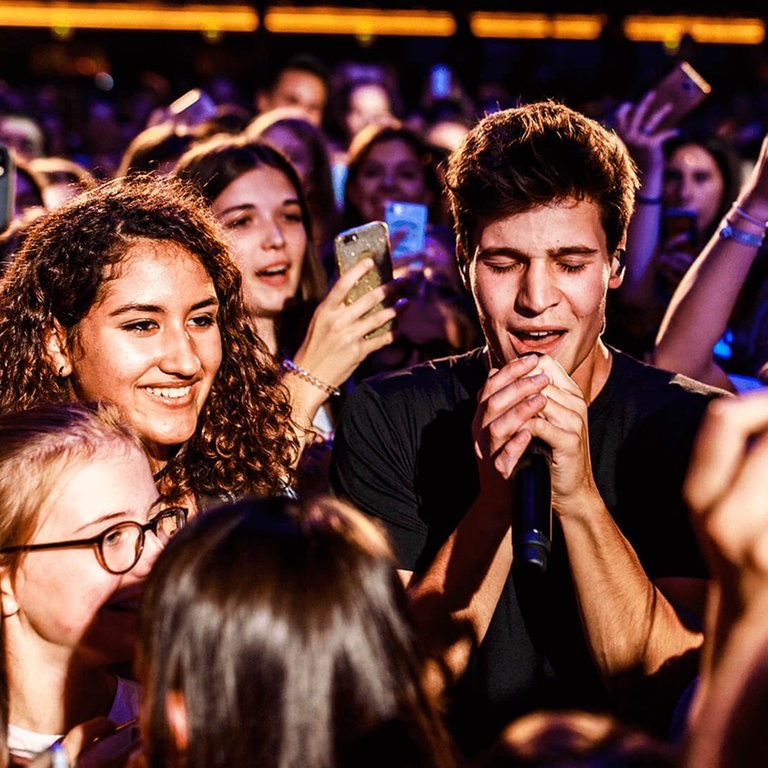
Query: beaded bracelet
[
  {"left": 636, "top": 193, "right": 663, "bottom": 205},
  {"left": 730, "top": 203, "right": 768, "bottom": 229},
  {"left": 282, "top": 359, "right": 341, "bottom": 397},
  {"left": 719, "top": 223, "right": 765, "bottom": 248}
]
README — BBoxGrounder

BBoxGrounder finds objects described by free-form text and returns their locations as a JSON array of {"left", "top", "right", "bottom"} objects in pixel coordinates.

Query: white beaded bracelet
[{"left": 281, "top": 359, "right": 341, "bottom": 397}]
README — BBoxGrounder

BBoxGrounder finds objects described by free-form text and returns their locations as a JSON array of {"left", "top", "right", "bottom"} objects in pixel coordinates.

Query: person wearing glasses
[
  {"left": 0, "top": 401, "right": 187, "bottom": 765},
  {"left": 0, "top": 173, "right": 298, "bottom": 511}
]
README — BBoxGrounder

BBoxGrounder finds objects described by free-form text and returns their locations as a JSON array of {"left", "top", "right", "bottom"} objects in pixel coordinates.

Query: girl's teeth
[{"left": 147, "top": 386, "right": 190, "bottom": 399}]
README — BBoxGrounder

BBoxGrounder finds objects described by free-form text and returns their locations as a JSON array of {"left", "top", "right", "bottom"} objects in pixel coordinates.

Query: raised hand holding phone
[{"left": 334, "top": 220, "right": 396, "bottom": 340}]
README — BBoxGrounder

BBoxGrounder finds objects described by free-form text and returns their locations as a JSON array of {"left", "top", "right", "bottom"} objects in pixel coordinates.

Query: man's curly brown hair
[{"left": 0, "top": 174, "right": 298, "bottom": 505}]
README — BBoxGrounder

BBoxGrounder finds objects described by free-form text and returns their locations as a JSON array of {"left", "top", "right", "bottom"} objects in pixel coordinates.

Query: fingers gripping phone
[
  {"left": 641, "top": 61, "right": 711, "bottom": 131},
  {"left": 334, "top": 221, "right": 394, "bottom": 340}
]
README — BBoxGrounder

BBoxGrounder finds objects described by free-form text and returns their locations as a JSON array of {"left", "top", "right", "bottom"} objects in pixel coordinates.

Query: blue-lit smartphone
[{"left": 384, "top": 201, "right": 428, "bottom": 267}]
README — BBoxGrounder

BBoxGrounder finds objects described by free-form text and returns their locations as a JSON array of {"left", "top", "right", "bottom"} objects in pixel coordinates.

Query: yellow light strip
[
  {"left": 0, "top": 2, "right": 258, "bottom": 32},
  {"left": 623, "top": 15, "right": 765, "bottom": 45},
  {"left": 264, "top": 7, "right": 456, "bottom": 37},
  {"left": 470, "top": 12, "right": 605, "bottom": 40}
]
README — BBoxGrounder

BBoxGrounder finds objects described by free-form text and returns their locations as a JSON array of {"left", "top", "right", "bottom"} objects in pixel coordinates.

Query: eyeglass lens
[{"left": 100, "top": 508, "right": 185, "bottom": 574}]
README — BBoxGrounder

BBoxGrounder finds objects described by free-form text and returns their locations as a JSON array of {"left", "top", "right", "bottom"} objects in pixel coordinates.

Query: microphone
[{"left": 512, "top": 437, "right": 552, "bottom": 574}]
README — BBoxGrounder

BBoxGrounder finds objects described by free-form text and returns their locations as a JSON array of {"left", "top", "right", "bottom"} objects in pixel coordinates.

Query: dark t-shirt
[{"left": 330, "top": 346, "right": 726, "bottom": 753}]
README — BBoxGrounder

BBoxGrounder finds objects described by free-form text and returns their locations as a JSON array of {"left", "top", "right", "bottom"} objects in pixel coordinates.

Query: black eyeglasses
[{"left": 0, "top": 506, "right": 188, "bottom": 575}]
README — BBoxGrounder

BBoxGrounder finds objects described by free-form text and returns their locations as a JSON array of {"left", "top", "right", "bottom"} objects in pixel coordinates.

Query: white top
[{"left": 9, "top": 676, "right": 141, "bottom": 762}]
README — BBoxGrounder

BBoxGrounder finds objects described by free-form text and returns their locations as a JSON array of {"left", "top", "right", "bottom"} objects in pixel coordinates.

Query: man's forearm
[
  {"left": 407, "top": 495, "right": 513, "bottom": 693},
  {"left": 560, "top": 497, "right": 703, "bottom": 684}
]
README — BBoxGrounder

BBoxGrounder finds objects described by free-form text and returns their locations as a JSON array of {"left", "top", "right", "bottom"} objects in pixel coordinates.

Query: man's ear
[
  {"left": 44, "top": 320, "right": 72, "bottom": 378},
  {"left": 609, "top": 247, "right": 626, "bottom": 289},
  {"left": 1, "top": 568, "right": 20, "bottom": 619},
  {"left": 165, "top": 691, "right": 189, "bottom": 753}
]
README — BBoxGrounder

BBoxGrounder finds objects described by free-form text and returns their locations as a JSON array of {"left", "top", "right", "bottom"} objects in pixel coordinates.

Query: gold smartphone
[
  {"left": 641, "top": 61, "right": 711, "bottom": 131},
  {"left": 334, "top": 220, "right": 394, "bottom": 340}
]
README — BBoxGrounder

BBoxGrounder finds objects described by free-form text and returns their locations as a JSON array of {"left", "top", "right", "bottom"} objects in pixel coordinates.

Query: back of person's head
[
  {"left": 0, "top": 401, "right": 141, "bottom": 581},
  {"left": 116, "top": 123, "right": 201, "bottom": 178},
  {"left": 139, "top": 494, "right": 456, "bottom": 768},
  {"left": 27, "top": 156, "right": 97, "bottom": 208},
  {"left": 197, "top": 103, "right": 252, "bottom": 138},
  {"left": 444, "top": 100, "right": 639, "bottom": 281},
  {"left": 474, "top": 710, "right": 677, "bottom": 767}
]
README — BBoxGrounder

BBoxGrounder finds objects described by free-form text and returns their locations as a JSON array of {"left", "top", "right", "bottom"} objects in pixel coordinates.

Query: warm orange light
[
  {"left": 623, "top": 15, "right": 764, "bottom": 45},
  {"left": 264, "top": 7, "right": 456, "bottom": 37},
  {"left": 470, "top": 12, "right": 605, "bottom": 40},
  {"left": 0, "top": 2, "right": 258, "bottom": 32}
]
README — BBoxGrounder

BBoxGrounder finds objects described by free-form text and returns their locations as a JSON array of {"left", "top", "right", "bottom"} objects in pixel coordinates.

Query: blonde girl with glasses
[{"left": 0, "top": 401, "right": 187, "bottom": 767}]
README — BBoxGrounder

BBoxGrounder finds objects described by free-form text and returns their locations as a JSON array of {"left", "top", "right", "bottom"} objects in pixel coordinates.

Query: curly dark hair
[
  {"left": 444, "top": 100, "right": 639, "bottom": 282},
  {"left": 0, "top": 174, "right": 298, "bottom": 505}
]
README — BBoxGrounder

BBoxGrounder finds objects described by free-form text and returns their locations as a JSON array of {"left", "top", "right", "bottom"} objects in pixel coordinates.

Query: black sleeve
[{"left": 330, "top": 381, "right": 428, "bottom": 569}]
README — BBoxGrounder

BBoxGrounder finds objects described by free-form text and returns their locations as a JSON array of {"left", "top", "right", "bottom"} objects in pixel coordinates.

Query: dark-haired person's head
[
  {"left": 174, "top": 135, "right": 327, "bottom": 354},
  {"left": 343, "top": 122, "right": 443, "bottom": 229},
  {"left": 256, "top": 53, "right": 330, "bottom": 128},
  {"left": 139, "top": 494, "right": 457, "bottom": 768},
  {"left": 444, "top": 100, "right": 638, "bottom": 286}
]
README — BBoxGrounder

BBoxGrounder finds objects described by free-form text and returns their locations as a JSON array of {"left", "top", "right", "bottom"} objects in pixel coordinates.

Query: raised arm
[
  {"left": 613, "top": 96, "right": 677, "bottom": 310},
  {"left": 682, "top": 391, "right": 768, "bottom": 768},
  {"left": 654, "top": 134, "right": 768, "bottom": 390},
  {"left": 282, "top": 257, "right": 401, "bottom": 446}
]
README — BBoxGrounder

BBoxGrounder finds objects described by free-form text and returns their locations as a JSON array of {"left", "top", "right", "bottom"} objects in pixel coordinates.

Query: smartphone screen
[
  {"left": 429, "top": 64, "right": 452, "bottom": 100},
  {"left": 663, "top": 207, "right": 698, "bottom": 253},
  {"left": 384, "top": 201, "right": 428, "bottom": 268}
]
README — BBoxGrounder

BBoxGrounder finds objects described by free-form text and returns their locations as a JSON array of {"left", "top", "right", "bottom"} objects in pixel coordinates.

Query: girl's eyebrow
[
  {"left": 108, "top": 297, "right": 219, "bottom": 318},
  {"left": 219, "top": 198, "right": 301, "bottom": 217}
]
